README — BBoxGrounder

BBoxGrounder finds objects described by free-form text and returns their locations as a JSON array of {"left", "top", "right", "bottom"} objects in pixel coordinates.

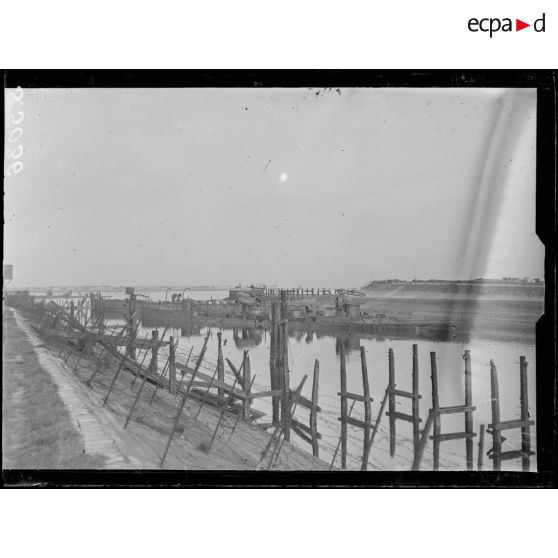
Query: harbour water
[{"left": 106, "top": 315, "right": 536, "bottom": 472}]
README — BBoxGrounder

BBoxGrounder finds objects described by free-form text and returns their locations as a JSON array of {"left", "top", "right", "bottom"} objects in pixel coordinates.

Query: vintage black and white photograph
[{"left": 3, "top": 76, "right": 548, "bottom": 477}]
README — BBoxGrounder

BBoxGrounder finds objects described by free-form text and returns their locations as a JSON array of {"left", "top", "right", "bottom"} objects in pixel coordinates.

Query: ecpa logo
[{"left": 468, "top": 13, "right": 546, "bottom": 37}]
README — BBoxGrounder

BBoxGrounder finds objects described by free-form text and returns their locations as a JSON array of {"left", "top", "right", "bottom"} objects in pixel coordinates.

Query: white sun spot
[{"left": 279, "top": 173, "right": 288, "bottom": 183}]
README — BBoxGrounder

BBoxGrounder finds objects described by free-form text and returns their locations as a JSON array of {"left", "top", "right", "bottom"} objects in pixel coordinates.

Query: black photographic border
[{"left": 2, "top": 70, "right": 556, "bottom": 488}]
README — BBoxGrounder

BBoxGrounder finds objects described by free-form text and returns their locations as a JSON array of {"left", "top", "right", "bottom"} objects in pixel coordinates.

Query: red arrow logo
[{"left": 516, "top": 19, "right": 530, "bottom": 31}]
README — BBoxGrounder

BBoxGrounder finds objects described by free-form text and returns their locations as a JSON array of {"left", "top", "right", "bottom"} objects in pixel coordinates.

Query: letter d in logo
[{"left": 534, "top": 13, "right": 546, "bottom": 32}]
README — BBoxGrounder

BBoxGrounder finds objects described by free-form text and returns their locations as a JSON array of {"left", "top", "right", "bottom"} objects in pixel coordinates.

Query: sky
[{"left": 4, "top": 87, "right": 543, "bottom": 288}]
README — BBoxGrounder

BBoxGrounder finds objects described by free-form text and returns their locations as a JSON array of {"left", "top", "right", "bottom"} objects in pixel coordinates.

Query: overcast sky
[{"left": 4, "top": 87, "right": 543, "bottom": 287}]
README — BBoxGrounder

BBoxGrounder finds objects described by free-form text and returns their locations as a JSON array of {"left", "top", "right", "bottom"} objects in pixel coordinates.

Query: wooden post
[
  {"left": 279, "top": 291, "right": 290, "bottom": 442},
  {"left": 412, "top": 411, "right": 434, "bottom": 470},
  {"left": 464, "top": 349, "right": 473, "bottom": 470},
  {"left": 360, "top": 346, "right": 372, "bottom": 470},
  {"left": 340, "top": 343, "right": 348, "bottom": 469},
  {"left": 168, "top": 336, "right": 176, "bottom": 394},
  {"left": 489, "top": 360, "right": 501, "bottom": 471},
  {"left": 128, "top": 298, "right": 136, "bottom": 360},
  {"left": 243, "top": 351, "right": 251, "bottom": 421},
  {"left": 430, "top": 351, "right": 440, "bottom": 471},
  {"left": 70, "top": 300, "right": 75, "bottom": 320},
  {"left": 388, "top": 348, "right": 396, "bottom": 457},
  {"left": 520, "top": 356, "right": 531, "bottom": 472},
  {"left": 269, "top": 302, "right": 280, "bottom": 424},
  {"left": 103, "top": 326, "right": 140, "bottom": 407},
  {"left": 310, "top": 359, "right": 320, "bottom": 457},
  {"left": 151, "top": 330, "right": 159, "bottom": 380},
  {"left": 159, "top": 332, "right": 209, "bottom": 466},
  {"left": 478, "top": 424, "right": 485, "bottom": 471},
  {"left": 217, "top": 331, "right": 225, "bottom": 400},
  {"left": 412, "top": 344, "right": 420, "bottom": 455}
]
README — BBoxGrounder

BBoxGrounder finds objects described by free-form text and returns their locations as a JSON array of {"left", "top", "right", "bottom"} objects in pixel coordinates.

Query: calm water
[
  {"left": 37, "top": 288, "right": 537, "bottom": 471},
  {"left": 104, "top": 312, "right": 536, "bottom": 472}
]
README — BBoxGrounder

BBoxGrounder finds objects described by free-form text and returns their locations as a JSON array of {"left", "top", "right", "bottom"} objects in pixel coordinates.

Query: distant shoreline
[{"left": 7, "top": 279, "right": 545, "bottom": 294}]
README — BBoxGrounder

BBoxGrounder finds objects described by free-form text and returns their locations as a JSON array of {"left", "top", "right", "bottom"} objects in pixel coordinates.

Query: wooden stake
[
  {"left": 229, "top": 375, "right": 257, "bottom": 440},
  {"left": 339, "top": 343, "right": 348, "bottom": 469},
  {"left": 124, "top": 333, "right": 171, "bottom": 429},
  {"left": 279, "top": 291, "right": 290, "bottom": 441},
  {"left": 130, "top": 333, "right": 154, "bottom": 389},
  {"left": 412, "top": 411, "right": 434, "bottom": 470},
  {"left": 103, "top": 324, "right": 140, "bottom": 407},
  {"left": 175, "top": 346, "right": 194, "bottom": 396},
  {"left": 361, "top": 388, "right": 389, "bottom": 470},
  {"left": 269, "top": 301, "right": 280, "bottom": 424},
  {"left": 464, "top": 350, "right": 474, "bottom": 470},
  {"left": 360, "top": 346, "right": 372, "bottom": 470},
  {"left": 412, "top": 344, "right": 420, "bottom": 455},
  {"left": 267, "top": 375, "right": 308, "bottom": 469},
  {"left": 310, "top": 359, "right": 320, "bottom": 458},
  {"left": 430, "top": 351, "right": 440, "bottom": 471},
  {"left": 207, "top": 377, "right": 239, "bottom": 453},
  {"left": 489, "top": 360, "right": 502, "bottom": 472},
  {"left": 194, "top": 364, "right": 220, "bottom": 418},
  {"left": 149, "top": 350, "right": 173, "bottom": 405},
  {"left": 159, "top": 335, "right": 209, "bottom": 466},
  {"left": 330, "top": 399, "right": 357, "bottom": 470},
  {"left": 217, "top": 331, "right": 224, "bottom": 400},
  {"left": 128, "top": 298, "right": 136, "bottom": 360},
  {"left": 478, "top": 424, "right": 485, "bottom": 471},
  {"left": 242, "top": 351, "right": 251, "bottom": 420},
  {"left": 520, "top": 356, "right": 531, "bottom": 472},
  {"left": 168, "top": 335, "right": 177, "bottom": 394},
  {"left": 388, "top": 348, "right": 396, "bottom": 457}
]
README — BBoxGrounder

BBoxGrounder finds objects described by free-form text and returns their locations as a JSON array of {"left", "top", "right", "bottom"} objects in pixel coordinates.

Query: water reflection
[
  {"left": 233, "top": 328, "right": 263, "bottom": 349},
  {"left": 180, "top": 324, "right": 203, "bottom": 338},
  {"left": 335, "top": 335, "right": 361, "bottom": 355}
]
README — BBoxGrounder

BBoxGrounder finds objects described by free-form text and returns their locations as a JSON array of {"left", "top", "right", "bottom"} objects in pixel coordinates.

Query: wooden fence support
[
  {"left": 489, "top": 359, "right": 502, "bottom": 472},
  {"left": 464, "top": 349, "right": 474, "bottom": 470},
  {"left": 339, "top": 343, "right": 348, "bottom": 469},
  {"left": 169, "top": 335, "right": 176, "bottom": 394},
  {"left": 388, "top": 348, "right": 396, "bottom": 457},
  {"left": 279, "top": 291, "right": 290, "bottom": 442},
  {"left": 124, "top": 332, "right": 168, "bottom": 428},
  {"left": 151, "top": 330, "right": 159, "bottom": 380},
  {"left": 360, "top": 346, "right": 372, "bottom": 470},
  {"left": 310, "top": 359, "right": 320, "bottom": 457},
  {"left": 207, "top": 377, "right": 239, "bottom": 453},
  {"left": 414, "top": 350, "right": 475, "bottom": 471},
  {"left": 127, "top": 299, "right": 136, "bottom": 360},
  {"left": 159, "top": 332, "right": 210, "bottom": 467},
  {"left": 217, "top": 331, "right": 224, "bottom": 400},
  {"left": 242, "top": 351, "right": 251, "bottom": 420},
  {"left": 266, "top": 375, "right": 308, "bottom": 470},
  {"left": 520, "top": 356, "right": 531, "bottom": 472},
  {"left": 230, "top": 375, "right": 257, "bottom": 440},
  {"left": 487, "top": 356, "right": 534, "bottom": 470},
  {"left": 430, "top": 351, "right": 441, "bottom": 471},
  {"left": 412, "top": 344, "right": 420, "bottom": 454},
  {"left": 361, "top": 388, "right": 389, "bottom": 470},
  {"left": 103, "top": 324, "right": 140, "bottom": 407},
  {"left": 478, "top": 424, "right": 485, "bottom": 471},
  {"left": 130, "top": 333, "right": 154, "bottom": 389},
  {"left": 269, "top": 301, "right": 280, "bottom": 424}
]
